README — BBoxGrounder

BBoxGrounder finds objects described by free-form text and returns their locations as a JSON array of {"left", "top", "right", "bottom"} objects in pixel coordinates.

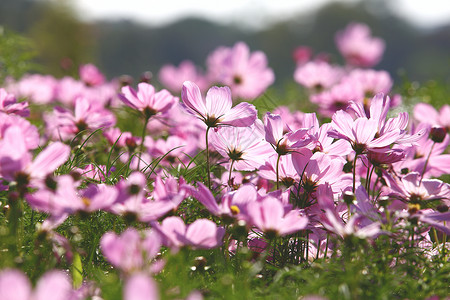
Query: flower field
[{"left": 0, "top": 23, "right": 449, "bottom": 299}]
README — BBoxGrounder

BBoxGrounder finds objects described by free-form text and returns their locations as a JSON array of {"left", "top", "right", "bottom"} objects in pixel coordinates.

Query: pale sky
[{"left": 73, "top": 0, "right": 450, "bottom": 29}]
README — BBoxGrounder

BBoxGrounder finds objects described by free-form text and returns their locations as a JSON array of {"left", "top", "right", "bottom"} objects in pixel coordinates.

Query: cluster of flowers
[{"left": 0, "top": 22, "right": 449, "bottom": 300}]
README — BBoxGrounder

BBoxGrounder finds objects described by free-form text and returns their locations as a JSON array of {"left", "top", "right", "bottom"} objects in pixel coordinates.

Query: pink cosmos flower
[
  {"left": 7, "top": 74, "right": 58, "bottom": 104},
  {"left": 264, "top": 112, "right": 311, "bottom": 155},
  {"left": 111, "top": 173, "right": 185, "bottom": 222},
  {"left": 247, "top": 196, "right": 309, "bottom": 237},
  {"left": 46, "top": 96, "right": 116, "bottom": 140},
  {"left": 209, "top": 120, "right": 272, "bottom": 171},
  {"left": 329, "top": 94, "right": 424, "bottom": 155},
  {"left": 181, "top": 81, "right": 257, "bottom": 128},
  {"left": 294, "top": 61, "right": 342, "bottom": 91},
  {"left": 145, "top": 135, "right": 197, "bottom": 167},
  {"left": 152, "top": 216, "right": 225, "bottom": 250},
  {"left": 27, "top": 176, "right": 118, "bottom": 215},
  {"left": 0, "top": 112, "right": 39, "bottom": 150},
  {"left": 101, "top": 228, "right": 162, "bottom": 274},
  {"left": 342, "top": 69, "right": 393, "bottom": 99},
  {"left": 414, "top": 103, "right": 450, "bottom": 132},
  {"left": 79, "top": 63, "right": 105, "bottom": 86},
  {"left": 119, "top": 82, "right": 177, "bottom": 119},
  {"left": 394, "top": 124, "right": 450, "bottom": 178},
  {"left": 0, "top": 127, "right": 70, "bottom": 185},
  {"left": 0, "top": 88, "right": 29, "bottom": 117},
  {"left": 335, "top": 22, "right": 385, "bottom": 67},
  {"left": 0, "top": 269, "right": 75, "bottom": 300},
  {"left": 292, "top": 150, "right": 349, "bottom": 195},
  {"left": 310, "top": 80, "right": 365, "bottom": 117},
  {"left": 158, "top": 60, "right": 209, "bottom": 93},
  {"left": 258, "top": 154, "right": 299, "bottom": 188},
  {"left": 206, "top": 42, "right": 274, "bottom": 100},
  {"left": 386, "top": 172, "right": 450, "bottom": 207},
  {"left": 320, "top": 210, "right": 381, "bottom": 239}
]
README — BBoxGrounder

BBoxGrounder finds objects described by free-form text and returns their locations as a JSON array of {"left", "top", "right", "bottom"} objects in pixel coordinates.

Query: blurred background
[{"left": 0, "top": 0, "right": 449, "bottom": 85}]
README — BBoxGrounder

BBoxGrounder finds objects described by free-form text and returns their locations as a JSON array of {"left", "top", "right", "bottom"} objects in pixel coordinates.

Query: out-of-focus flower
[
  {"left": 158, "top": 60, "right": 209, "bottom": 93},
  {"left": 152, "top": 216, "right": 225, "bottom": 250},
  {"left": 335, "top": 22, "right": 385, "bottom": 67},
  {"left": 79, "top": 63, "right": 106, "bottom": 87},
  {"left": 247, "top": 196, "right": 308, "bottom": 237},
  {"left": 0, "top": 88, "right": 29, "bottom": 117},
  {"left": 207, "top": 42, "right": 274, "bottom": 100}
]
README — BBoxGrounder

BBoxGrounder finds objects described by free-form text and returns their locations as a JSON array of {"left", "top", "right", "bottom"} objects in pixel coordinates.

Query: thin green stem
[
  {"left": 276, "top": 153, "right": 281, "bottom": 190},
  {"left": 228, "top": 159, "right": 235, "bottom": 188},
  {"left": 352, "top": 154, "right": 358, "bottom": 193},
  {"left": 420, "top": 142, "right": 435, "bottom": 184},
  {"left": 205, "top": 126, "right": 211, "bottom": 189},
  {"left": 137, "top": 117, "right": 150, "bottom": 171}
]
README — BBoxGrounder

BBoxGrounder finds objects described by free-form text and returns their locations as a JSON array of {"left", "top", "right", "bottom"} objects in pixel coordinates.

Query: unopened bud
[{"left": 429, "top": 126, "right": 446, "bottom": 143}]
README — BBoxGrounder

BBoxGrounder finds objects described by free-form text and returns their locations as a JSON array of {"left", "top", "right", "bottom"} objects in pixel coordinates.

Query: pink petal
[
  {"left": 124, "top": 273, "right": 159, "bottom": 300},
  {"left": 28, "top": 142, "right": 70, "bottom": 179},
  {"left": 181, "top": 81, "right": 207, "bottom": 119},
  {"left": 205, "top": 86, "right": 232, "bottom": 118},
  {"left": 221, "top": 102, "right": 257, "bottom": 127},
  {"left": 0, "top": 269, "right": 31, "bottom": 300},
  {"left": 185, "top": 219, "right": 224, "bottom": 249},
  {"left": 34, "top": 271, "right": 72, "bottom": 300}
]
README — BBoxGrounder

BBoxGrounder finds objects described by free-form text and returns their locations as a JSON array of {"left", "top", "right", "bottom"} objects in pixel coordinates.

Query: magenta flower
[
  {"left": 152, "top": 216, "right": 225, "bottom": 250},
  {"left": 181, "top": 81, "right": 257, "bottom": 128},
  {"left": 247, "top": 196, "right": 308, "bottom": 237},
  {"left": 335, "top": 22, "right": 385, "bottom": 67},
  {"left": 119, "top": 82, "right": 177, "bottom": 119},
  {"left": 206, "top": 42, "right": 274, "bottom": 100}
]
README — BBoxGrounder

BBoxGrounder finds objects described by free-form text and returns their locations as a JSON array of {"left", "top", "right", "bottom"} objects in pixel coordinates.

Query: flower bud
[{"left": 429, "top": 126, "right": 446, "bottom": 143}]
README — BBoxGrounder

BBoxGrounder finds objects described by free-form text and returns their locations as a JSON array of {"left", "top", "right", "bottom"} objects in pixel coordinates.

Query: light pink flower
[
  {"left": 181, "top": 81, "right": 257, "bottom": 128},
  {"left": 264, "top": 112, "right": 311, "bottom": 155},
  {"left": 79, "top": 63, "right": 105, "bottom": 86},
  {"left": 0, "top": 269, "right": 74, "bottom": 300},
  {"left": 158, "top": 60, "right": 209, "bottom": 93},
  {"left": 335, "top": 22, "right": 385, "bottom": 67},
  {"left": 101, "top": 228, "right": 162, "bottom": 274},
  {"left": 152, "top": 216, "right": 225, "bottom": 250},
  {"left": 119, "top": 83, "right": 177, "bottom": 119},
  {"left": 209, "top": 120, "right": 272, "bottom": 171},
  {"left": 0, "top": 88, "right": 29, "bottom": 117},
  {"left": 206, "top": 42, "right": 274, "bottom": 100},
  {"left": 247, "top": 196, "right": 308, "bottom": 237},
  {"left": 294, "top": 61, "right": 342, "bottom": 91}
]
